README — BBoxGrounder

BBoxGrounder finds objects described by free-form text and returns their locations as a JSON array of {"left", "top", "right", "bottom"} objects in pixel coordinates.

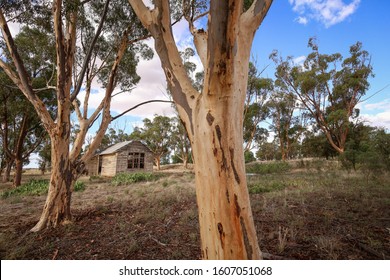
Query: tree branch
[
  {"left": 241, "top": 0, "right": 273, "bottom": 32},
  {"left": 0, "top": 9, "right": 55, "bottom": 132},
  {"left": 71, "top": 0, "right": 111, "bottom": 102},
  {"left": 111, "top": 100, "right": 173, "bottom": 121}
]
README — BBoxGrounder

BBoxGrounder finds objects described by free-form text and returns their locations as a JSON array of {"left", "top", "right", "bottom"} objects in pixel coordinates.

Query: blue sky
[
  {"left": 251, "top": 0, "right": 390, "bottom": 129},
  {"left": 102, "top": 0, "right": 390, "bottom": 133},
  {"left": 25, "top": 0, "right": 390, "bottom": 167}
]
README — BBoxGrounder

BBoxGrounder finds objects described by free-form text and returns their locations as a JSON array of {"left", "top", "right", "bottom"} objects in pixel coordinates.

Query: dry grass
[{"left": 0, "top": 163, "right": 389, "bottom": 259}]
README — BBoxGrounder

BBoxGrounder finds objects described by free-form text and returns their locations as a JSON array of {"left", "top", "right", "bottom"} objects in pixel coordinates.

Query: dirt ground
[{"left": 0, "top": 165, "right": 389, "bottom": 260}]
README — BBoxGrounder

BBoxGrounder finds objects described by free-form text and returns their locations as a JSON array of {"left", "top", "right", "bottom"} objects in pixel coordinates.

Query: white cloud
[
  {"left": 363, "top": 99, "right": 390, "bottom": 111},
  {"left": 289, "top": 0, "right": 361, "bottom": 28},
  {"left": 293, "top": 55, "right": 306, "bottom": 65},
  {"left": 361, "top": 111, "right": 390, "bottom": 130},
  {"left": 295, "top": 16, "right": 309, "bottom": 25},
  {"left": 77, "top": 22, "right": 203, "bottom": 121}
]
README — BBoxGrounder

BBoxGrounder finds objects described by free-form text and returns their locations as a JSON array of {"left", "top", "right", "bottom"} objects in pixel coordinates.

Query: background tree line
[{"left": 3, "top": 37, "right": 389, "bottom": 182}]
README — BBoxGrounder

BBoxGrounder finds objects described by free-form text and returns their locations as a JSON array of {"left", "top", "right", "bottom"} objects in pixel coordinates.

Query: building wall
[
  {"left": 86, "top": 156, "right": 99, "bottom": 176},
  {"left": 100, "top": 154, "right": 118, "bottom": 177},
  {"left": 85, "top": 141, "right": 154, "bottom": 177},
  {"left": 116, "top": 142, "right": 153, "bottom": 173}
]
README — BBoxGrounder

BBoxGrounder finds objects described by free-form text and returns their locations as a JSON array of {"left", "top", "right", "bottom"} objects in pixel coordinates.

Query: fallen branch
[{"left": 148, "top": 234, "right": 167, "bottom": 247}]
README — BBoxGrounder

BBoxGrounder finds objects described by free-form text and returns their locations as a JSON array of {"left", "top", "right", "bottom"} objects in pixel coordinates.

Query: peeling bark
[
  {"left": 128, "top": 0, "right": 272, "bottom": 260},
  {"left": 31, "top": 136, "right": 73, "bottom": 232}
]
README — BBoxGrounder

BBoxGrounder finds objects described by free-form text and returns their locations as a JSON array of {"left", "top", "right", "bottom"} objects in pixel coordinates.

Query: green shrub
[
  {"left": 246, "top": 161, "right": 291, "bottom": 174},
  {"left": 1, "top": 179, "right": 49, "bottom": 198},
  {"left": 111, "top": 172, "right": 159, "bottom": 186},
  {"left": 74, "top": 181, "right": 86, "bottom": 192}
]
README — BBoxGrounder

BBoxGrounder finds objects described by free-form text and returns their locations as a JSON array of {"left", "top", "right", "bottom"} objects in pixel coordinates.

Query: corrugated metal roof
[{"left": 99, "top": 141, "right": 133, "bottom": 155}]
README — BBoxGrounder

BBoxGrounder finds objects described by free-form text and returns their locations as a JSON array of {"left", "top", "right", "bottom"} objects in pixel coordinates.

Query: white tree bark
[{"left": 128, "top": 0, "right": 273, "bottom": 259}]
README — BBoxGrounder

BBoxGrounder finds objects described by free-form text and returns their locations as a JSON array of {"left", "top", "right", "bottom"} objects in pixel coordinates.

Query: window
[
  {"left": 140, "top": 153, "right": 145, "bottom": 169},
  {"left": 128, "top": 152, "right": 145, "bottom": 169}
]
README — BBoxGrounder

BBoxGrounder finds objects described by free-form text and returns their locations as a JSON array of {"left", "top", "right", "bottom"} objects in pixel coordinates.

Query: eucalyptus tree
[
  {"left": 268, "top": 88, "right": 305, "bottom": 160},
  {"left": 137, "top": 115, "right": 174, "bottom": 170},
  {"left": 0, "top": 26, "right": 56, "bottom": 186},
  {"left": 271, "top": 38, "right": 373, "bottom": 154},
  {"left": 0, "top": 0, "right": 151, "bottom": 231},
  {"left": 243, "top": 62, "right": 272, "bottom": 151},
  {"left": 127, "top": 0, "right": 273, "bottom": 259},
  {"left": 171, "top": 116, "right": 192, "bottom": 168}
]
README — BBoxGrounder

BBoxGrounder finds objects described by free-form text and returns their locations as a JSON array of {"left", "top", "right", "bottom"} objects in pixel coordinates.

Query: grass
[
  {"left": 1, "top": 179, "right": 87, "bottom": 199},
  {"left": 1, "top": 179, "right": 49, "bottom": 198},
  {"left": 111, "top": 172, "right": 160, "bottom": 186},
  {"left": 0, "top": 163, "right": 389, "bottom": 260},
  {"left": 246, "top": 161, "right": 291, "bottom": 174}
]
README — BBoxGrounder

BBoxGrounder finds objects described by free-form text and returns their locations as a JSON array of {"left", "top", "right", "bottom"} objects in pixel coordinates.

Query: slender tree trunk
[
  {"left": 2, "top": 160, "right": 12, "bottom": 183},
  {"left": 31, "top": 136, "right": 73, "bottom": 232},
  {"left": 183, "top": 156, "right": 188, "bottom": 169},
  {"left": 13, "top": 158, "right": 23, "bottom": 187},
  {"left": 155, "top": 156, "right": 161, "bottom": 170}
]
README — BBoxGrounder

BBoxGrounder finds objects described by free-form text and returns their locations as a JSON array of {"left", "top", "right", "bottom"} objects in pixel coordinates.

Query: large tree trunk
[
  {"left": 31, "top": 136, "right": 73, "bottom": 232},
  {"left": 128, "top": 0, "right": 272, "bottom": 259},
  {"left": 193, "top": 100, "right": 261, "bottom": 259}
]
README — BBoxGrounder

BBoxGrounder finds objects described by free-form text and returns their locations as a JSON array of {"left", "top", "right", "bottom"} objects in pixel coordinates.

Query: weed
[
  {"left": 1, "top": 179, "right": 49, "bottom": 198},
  {"left": 111, "top": 172, "right": 160, "bottom": 186},
  {"left": 162, "top": 180, "right": 169, "bottom": 187},
  {"left": 74, "top": 181, "right": 86, "bottom": 192},
  {"left": 278, "top": 226, "right": 289, "bottom": 254},
  {"left": 314, "top": 236, "right": 341, "bottom": 260}
]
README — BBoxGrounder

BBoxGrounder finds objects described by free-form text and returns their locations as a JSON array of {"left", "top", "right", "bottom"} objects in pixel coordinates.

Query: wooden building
[{"left": 86, "top": 140, "right": 154, "bottom": 177}]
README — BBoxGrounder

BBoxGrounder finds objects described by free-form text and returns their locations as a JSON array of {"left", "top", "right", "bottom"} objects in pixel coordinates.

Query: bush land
[{"left": 0, "top": 162, "right": 388, "bottom": 260}]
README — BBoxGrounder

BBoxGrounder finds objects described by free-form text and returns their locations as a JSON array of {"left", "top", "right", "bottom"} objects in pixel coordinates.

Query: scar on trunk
[
  {"left": 206, "top": 112, "right": 215, "bottom": 126},
  {"left": 165, "top": 68, "right": 174, "bottom": 86},
  {"left": 229, "top": 148, "right": 241, "bottom": 184},
  {"left": 217, "top": 222, "right": 225, "bottom": 247},
  {"left": 215, "top": 125, "right": 228, "bottom": 170},
  {"left": 240, "top": 217, "right": 253, "bottom": 260},
  {"left": 215, "top": 125, "right": 222, "bottom": 143},
  {"left": 234, "top": 194, "right": 241, "bottom": 217}
]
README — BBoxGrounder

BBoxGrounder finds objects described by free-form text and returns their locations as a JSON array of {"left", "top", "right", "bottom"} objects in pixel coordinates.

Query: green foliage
[
  {"left": 1, "top": 179, "right": 87, "bottom": 198},
  {"left": 244, "top": 150, "right": 256, "bottom": 163},
  {"left": 74, "top": 181, "right": 86, "bottom": 192},
  {"left": 138, "top": 115, "right": 174, "bottom": 168},
  {"left": 243, "top": 62, "right": 272, "bottom": 150},
  {"left": 111, "top": 172, "right": 159, "bottom": 186},
  {"left": 246, "top": 161, "right": 291, "bottom": 174},
  {"left": 272, "top": 38, "right": 373, "bottom": 154},
  {"left": 256, "top": 142, "right": 279, "bottom": 161},
  {"left": 341, "top": 126, "right": 390, "bottom": 176},
  {"left": 301, "top": 131, "right": 338, "bottom": 159},
  {"left": 1, "top": 179, "right": 49, "bottom": 198},
  {"left": 248, "top": 181, "right": 288, "bottom": 194}
]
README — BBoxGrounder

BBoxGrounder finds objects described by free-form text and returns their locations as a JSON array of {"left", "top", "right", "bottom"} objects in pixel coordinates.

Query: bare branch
[
  {"left": 71, "top": 0, "right": 111, "bottom": 102},
  {"left": 111, "top": 99, "right": 173, "bottom": 121}
]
